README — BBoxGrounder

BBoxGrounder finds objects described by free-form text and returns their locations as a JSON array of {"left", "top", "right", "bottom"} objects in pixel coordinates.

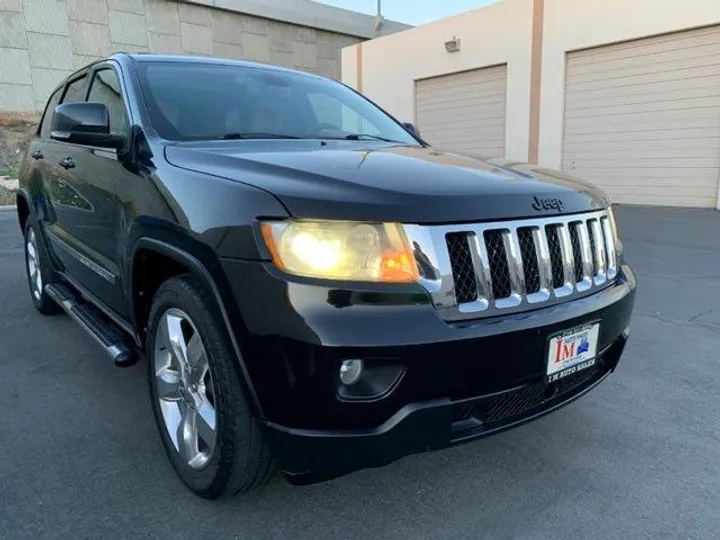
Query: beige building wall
[
  {"left": 0, "top": 0, "right": 367, "bottom": 112},
  {"left": 342, "top": 0, "right": 720, "bottom": 209},
  {"left": 539, "top": 0, "right": 720, "bottom": 170},
  {"left": 341, "top": 0, "right": 535, "bottom": 163}
]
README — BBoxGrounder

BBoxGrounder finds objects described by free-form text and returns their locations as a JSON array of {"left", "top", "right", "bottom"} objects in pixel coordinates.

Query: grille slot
[
  {"left": 587, "top": 219, "right": 598, "bottom": 276},
  {"left": 569, "top": 222, "right": 584, "bottom": 283},
  {"left": 484, "top": 230, "right": 512, "bottom": 299},
  {"left": 421, "top": 209, "right": 617, "bottom": 321},
  {"left": 518, "top": 227, "right": 540, "bottom": 294},
  {"left": 446, "top": 233, "right": 478, "bottom": 304},
  {"left": 545, "top": 225, "right": 565, "bottom": 289}
]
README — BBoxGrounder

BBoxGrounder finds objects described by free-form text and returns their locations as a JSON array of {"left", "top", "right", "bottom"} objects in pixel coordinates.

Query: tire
[
  {"left": 146, "top": 274, "right": 275, "bottom": 498},
  {"left": 23, "top": 220, "right": 62, "bottom": 315}
]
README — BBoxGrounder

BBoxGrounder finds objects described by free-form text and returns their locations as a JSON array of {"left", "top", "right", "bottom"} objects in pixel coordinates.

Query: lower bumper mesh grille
[{"left": 476, "top": 364, "right": 600, "bottom": 425}]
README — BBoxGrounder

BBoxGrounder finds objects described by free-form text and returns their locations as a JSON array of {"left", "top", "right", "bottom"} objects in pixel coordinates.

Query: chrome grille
[{"left": 405, "top": 210, "right": 619, "bottom": 321}]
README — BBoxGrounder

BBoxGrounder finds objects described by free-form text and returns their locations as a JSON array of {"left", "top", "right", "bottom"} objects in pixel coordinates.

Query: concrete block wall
[{"left": 0, "top": 0, "right": 361, "bottom": 111}]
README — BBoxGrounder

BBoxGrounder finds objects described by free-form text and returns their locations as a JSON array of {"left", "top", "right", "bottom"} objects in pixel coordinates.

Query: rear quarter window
[{"left": 61, "top": 75, "right": 88, "bottom": 104}]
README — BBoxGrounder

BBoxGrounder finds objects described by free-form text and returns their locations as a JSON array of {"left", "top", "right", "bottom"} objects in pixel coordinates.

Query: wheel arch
[{"left": 129, "top": 237, "right": 264, "bottom": 419}]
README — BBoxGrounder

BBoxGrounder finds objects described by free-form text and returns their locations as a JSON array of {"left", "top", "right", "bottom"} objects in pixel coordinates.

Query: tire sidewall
[
  {"left": 23, "top": 220, "right": 58, "bottom": 313},
  {"left": 146, "top": 278, "right": 246, "bottom": 497}
]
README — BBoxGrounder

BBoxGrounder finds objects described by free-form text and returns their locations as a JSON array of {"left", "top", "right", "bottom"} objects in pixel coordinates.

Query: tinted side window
[
  {"left": 87, "top": 69, "right": 128, "bottom": 134},
  {"left": 39, "top": 88, "right": 63, "bottom": 139},
  {"left": 62, "top": 75, "right": 87, "bottom": 104}
]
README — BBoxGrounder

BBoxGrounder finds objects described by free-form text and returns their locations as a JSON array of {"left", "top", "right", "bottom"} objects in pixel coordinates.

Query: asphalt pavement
[{"left": 1, "top": 205, "right": 719, "bottom": 540}]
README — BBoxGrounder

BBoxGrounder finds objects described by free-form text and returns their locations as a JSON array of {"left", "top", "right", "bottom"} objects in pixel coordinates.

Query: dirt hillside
[{"left": 0, "top": 112, "right": 39, "bottom": 180}]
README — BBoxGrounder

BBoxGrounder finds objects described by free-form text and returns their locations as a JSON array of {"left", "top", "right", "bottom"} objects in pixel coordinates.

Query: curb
[{"left": 0, "top": 205, "right": 16, "bottom": 211}]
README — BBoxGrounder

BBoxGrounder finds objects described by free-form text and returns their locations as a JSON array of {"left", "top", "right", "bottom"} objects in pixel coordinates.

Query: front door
[{"left": 44, "top": 65, "right": 135, "bottom": 319}]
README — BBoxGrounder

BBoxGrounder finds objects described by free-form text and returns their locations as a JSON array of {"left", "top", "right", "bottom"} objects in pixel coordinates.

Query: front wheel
[{"left": 146, "top": 275, "right": 275, "bottom": 498}]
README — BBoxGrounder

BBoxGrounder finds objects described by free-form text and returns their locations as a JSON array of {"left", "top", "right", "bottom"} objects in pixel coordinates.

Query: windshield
[{"left": 136, "top": 62, "right": 420, "bottom": 145}]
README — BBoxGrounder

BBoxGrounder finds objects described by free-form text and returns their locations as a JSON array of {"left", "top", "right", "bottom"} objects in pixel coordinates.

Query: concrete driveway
[{"left": 1, "top": 205, "right": 719, "bottom": 540}]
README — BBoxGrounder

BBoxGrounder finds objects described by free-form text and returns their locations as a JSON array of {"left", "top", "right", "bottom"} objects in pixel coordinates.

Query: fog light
[{"left": 339, "top": 359, "right": 364, "bottom": 386}]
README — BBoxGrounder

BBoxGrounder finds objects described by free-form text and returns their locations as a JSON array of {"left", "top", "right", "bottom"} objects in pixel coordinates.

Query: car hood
[{"left": 165, "top": 141, "right": 610, "bottom": 223}]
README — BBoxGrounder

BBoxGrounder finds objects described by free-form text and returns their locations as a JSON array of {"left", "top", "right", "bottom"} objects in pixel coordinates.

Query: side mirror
[
  {"left": 402, "top": 122, "right": 420, "bottom": 137},
  {"left": 51, "top": 102, "right": 124, "bottom": 149}
]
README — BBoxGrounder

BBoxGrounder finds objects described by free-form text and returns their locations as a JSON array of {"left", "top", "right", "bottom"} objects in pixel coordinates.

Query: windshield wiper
[
  {"left": 343, "top": 133, "right": 402, "bottom": 143},
  {"left": 219, "top": 132, "right": 305, "bottom": 140}
]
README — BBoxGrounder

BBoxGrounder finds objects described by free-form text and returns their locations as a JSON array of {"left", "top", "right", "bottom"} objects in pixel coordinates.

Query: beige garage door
[
  {"left": 563, "top": 26, "right": 720, "bottom": 207},
  {"left": 415, "top": 65, "right": 507, "bottom": 157}
]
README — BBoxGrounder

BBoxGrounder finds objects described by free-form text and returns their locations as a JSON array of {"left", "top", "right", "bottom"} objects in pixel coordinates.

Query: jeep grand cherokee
[{"left": 16, "top": 54, "right": 636, "bottom": 499}]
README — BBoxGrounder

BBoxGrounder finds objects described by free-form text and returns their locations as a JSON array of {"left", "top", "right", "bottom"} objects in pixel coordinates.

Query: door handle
[
  {"left": 31, "top": 150, "right": 44, "bottom": 160},
  {"left": 59, "top": 157, "right": 75, "bottom": 169}
]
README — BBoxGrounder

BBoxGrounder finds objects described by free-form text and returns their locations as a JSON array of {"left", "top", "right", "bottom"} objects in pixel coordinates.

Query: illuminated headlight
[
  {"left": 260, "top": 220, "right": 419, "bottom": 283},
  {"left": 607, "top": 206, "right": 623, "bottom": 255}
]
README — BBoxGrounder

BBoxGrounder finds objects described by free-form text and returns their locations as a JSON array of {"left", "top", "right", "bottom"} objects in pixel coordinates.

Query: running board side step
[{"left": 45, "top": 283, "right": 138, "bottom": 367}]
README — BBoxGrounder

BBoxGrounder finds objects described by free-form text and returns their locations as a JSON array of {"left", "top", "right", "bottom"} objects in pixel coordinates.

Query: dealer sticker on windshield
[{"left": 546, "top": 323, "right": 600, "bottom": 383}]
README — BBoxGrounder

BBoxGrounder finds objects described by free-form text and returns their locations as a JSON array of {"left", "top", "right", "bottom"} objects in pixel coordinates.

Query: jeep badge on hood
[{"left": 532, "top": 196, "right": 564, "bottom": 212}]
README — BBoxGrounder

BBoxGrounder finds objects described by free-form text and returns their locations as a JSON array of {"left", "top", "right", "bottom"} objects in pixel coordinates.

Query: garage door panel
[
  {"left": 564, "top": 137, "right": 720, "bottom": 153},
  {"left": 416, "top": 77, "right": 508, "bottom": 95},
  {"left": 567, "top": 39, "right": 720, "bottom": 78},
  {"left": 565, "top": 84, "right": 720, "bottom": 111},
  {"left": 562, "top": 167, "right": 718, "bottom": 182},
  {"left": 416, "top": 71, "right": 506, "bottom": 92},
  {"left": 565, "top": 129, "right": 720, "bottom": 144},
  {"left": 418, "top": 122, "right": 506, "bottom": 135},
  {"left": 566, "top": 63, "right": 720, "bottom": 94},
  {"left": 607, "top": 192, "right": 714, "bottom": 207},
  {"left": 614, "top": 194, "right": 712, "bottom": 207},
  {"left": 417, "top": 92, "right": 507, "bottom": 109},
  {"left": 565, "top": 95, "right": 720, "bottom": 120},
  {"left": 566, "top": 147, "right": 720, "bottom": 161},
  {"left": 566, "top": 55, "right": 720, "bottom": 86},
  {"left": 416, "top": 65, "right": 507, "bottom": 157},
  {"left": 419, "top": 111, "right": 506, "bottom": 125},
  {"left": 595, "top": 184, "right": 716, "bottom": 198},
  {"left": 608, "top": 194, "right": 713, "bottom": 206},
  {"left": 565, "top": 76, "right": 720, "bottom": 106},
  {"left": 565, "top": 157, "right": 719, "bottom": 169},
  {"left": 565, "top": 111, "right": 720, "bottom": 135},
  {"left": 432, "top": 133, "right": 506, "bottom": 144},
  {"left": 569, "top": 25, "right": 720, "bottom": 63},
  {"left": 582, "top": 175, "right": 718, "bottom": 189},
  {"left": 418, "top": 103, "right": 506, "bottom": 119}
]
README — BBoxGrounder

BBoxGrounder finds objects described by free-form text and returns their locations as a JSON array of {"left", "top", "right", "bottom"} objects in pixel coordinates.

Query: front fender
[{"left": 129, "top": 235, "right": 265, "bottom": 419}]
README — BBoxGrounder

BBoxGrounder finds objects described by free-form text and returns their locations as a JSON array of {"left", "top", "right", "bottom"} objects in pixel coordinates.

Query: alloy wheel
[
  {"left": 153, "top": 308, "right": 217, "bottom": 470},
  {"left": 26, "top": 229, "right": 43, "bottom": 301}
]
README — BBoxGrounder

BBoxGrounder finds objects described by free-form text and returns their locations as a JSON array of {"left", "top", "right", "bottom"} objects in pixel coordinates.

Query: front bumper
[
  {"left": 219, "top": 259, "right": 636, "bottom": 481},
  {"left": 263, "top": 333, "right": 626, "bottom": 484}
]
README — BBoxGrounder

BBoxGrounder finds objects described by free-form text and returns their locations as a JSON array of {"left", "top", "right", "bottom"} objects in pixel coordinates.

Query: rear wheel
[
  {"left": 146, "top": 275, "right": 275, "bottom": 498},
  {"left": 24, "top": 221, "right": 61, "bottom": 315}
]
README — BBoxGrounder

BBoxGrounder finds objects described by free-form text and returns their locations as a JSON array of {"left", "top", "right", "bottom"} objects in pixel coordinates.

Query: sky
[{"left": 315, "top": 0, "right": 498, "bottom": 26}]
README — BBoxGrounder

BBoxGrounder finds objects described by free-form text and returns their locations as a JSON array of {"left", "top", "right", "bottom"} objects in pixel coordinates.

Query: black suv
[{"left": 17, "top": 54, "right": 636, "bottom": 499}]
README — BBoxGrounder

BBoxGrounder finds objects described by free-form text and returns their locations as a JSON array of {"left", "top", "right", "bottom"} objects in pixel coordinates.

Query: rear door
[{"left": 25, "top": 84, "right": 62, "bottom": 218}]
